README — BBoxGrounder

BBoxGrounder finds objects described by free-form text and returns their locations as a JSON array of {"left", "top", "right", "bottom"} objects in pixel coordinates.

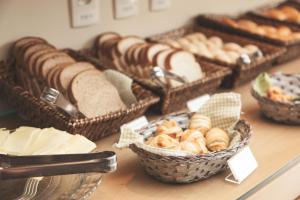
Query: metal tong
[
  {"left": 150, "top": 66, "right": 188, "bottom": 88},
  {"left": 0, "top": 151, "right": 117, "bottom": 180},
  {"left": 237, "top": 50, "right": 263, "bottom": 66},
  {"left": 40, "top": 87, "right": 83, "bottom": 118}
]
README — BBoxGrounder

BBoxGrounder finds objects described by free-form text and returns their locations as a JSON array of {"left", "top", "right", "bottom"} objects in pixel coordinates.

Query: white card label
[
  {"left": 150, "top": 0, "right": 171, "bottom": 11},
  {"left": 186, "top": 94, "right": 210, "bottom": 112},
  {"left": 114, "top": 0, "right": 138, "bottom": 19},
  {"left": 226, "top": 146, "right": 258, "bottom": 184},
  {"left": 124, "top": 116, "right": 149, "bottom": 131}
]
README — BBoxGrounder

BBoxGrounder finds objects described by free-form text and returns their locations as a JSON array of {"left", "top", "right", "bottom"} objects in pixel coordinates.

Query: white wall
[{"left": 0, "top": 0, "right": 278, "bottom": 60}]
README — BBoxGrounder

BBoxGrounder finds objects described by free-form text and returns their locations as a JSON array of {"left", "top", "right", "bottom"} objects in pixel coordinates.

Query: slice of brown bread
[
  {"left": 28, "top": 48, "right": 57, "bottom": 76},
  {"left": 38, "top": 55, "right": 75, "bottom": 79},
  {"left": 57, "top": 62, "right": 95, "bottom": 93},
  {"left": 23, "top": 43, "right": 55, "bottom": 67},
  {"left": 33, "top": 51, "right": 68, "bottom": 76},
  {"left": 69, "top": 69, "right": 126, "bottom": 118}
]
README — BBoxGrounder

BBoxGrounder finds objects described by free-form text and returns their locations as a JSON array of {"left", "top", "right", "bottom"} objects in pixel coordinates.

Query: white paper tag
[
  {"left": 186, "top": 94, "right": 210, "bottom": 112},
  {"left": 226, "top": 146, "right": 258, "bottom": 184},
  {"left": 124, "top": 115, "right": 149, "bottom": 132}
]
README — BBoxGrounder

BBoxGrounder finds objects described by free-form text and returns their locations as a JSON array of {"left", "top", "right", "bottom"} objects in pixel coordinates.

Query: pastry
[
  {"left": 267, "top": 86, "right": 293, "bottom": 102},
  {"left": 238, "top": 19, "right": 257, "bottom": 30},
  {"left": 205, "top": 128, "right": 229, "bottom": 152},
  {"left": 265, "top": 9, "right": 287, "bottom": 21},
  {"left": 146, "top": 134, "right": 179, "bottom": 148},
  {"left": 188, "top": 113, "right": 211, "bottom": 135},
  {"left": 156, "top": 120, "right": 183, "bottom": 138}
]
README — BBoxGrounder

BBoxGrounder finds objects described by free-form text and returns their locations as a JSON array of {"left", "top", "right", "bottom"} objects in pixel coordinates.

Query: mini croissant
[
  {"left": 189, "top": 113, "right": 212, "bottom": 136},
  {"left": 146, "top": 134, "right": 179, "bottom": 149},
  {"left": 205, "top": 128, "right": 229, "bottom": 152},
  {"left": 156, "top": 120, "right": 183, "bottom": 138},
  {"left": 178, "top": 129, "right": 208, "bottom": 154}
]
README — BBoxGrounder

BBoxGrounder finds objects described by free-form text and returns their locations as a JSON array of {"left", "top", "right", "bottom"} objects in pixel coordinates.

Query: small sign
[
  {"left": 150, "top": 0, "right": 171, "bottom": 11},
  {"left": 114, "top": 0, "right": 139, "bottom": 19},
  {"left": 186, "top": 94, "right": 210, "bottom": 112},
  {"left": 124, "top": 115, "right": 149, "bottom": 131},
  {"left": 226, "top": 146, "right": 258, "bottom": 184}
]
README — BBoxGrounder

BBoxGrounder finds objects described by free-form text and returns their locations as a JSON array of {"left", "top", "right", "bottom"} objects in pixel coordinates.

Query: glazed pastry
[
  {"left": 267, "top": 86, "right": 292, "bottom": 102},
  {"left": 188, "top": 113, "right": 212, "bottom": 135},
  {"left": 156, "top": 120, "right": 183, "bottom": 138},
  {"left": 146, "top": 134, "right": 179, "bottom": 148},
  {"left": 265, "top": 9, "right": 287, "bottom": 21},
  {"left": 205, "top": 128, "right": 229, "bottom": 152}
]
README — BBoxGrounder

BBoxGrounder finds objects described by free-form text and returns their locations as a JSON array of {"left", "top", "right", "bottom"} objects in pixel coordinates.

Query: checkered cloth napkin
[{"left": 116, "top": 92, "right": 241, "bottom": 156}]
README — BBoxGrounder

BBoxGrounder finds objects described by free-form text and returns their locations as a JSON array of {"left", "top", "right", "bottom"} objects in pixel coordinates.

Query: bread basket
[
  {"left": 196, "top": 14, "right": 300, "bottom": 64},
  {"left": 89, "top": 44, "right": 231, "bottom": 114},
  {"left": 147, "top": 24, "right": 285, "bottom": 88},
  {"left": 247, "top": 1, "right": 300, "bottom": 30},
  {"left": 0, "top": 50, "right": 160, "bottom": 141},
  {"left": 251, "top": 73, "right": 300, "bottom": 124},
  {"left": 129, "top": 112, "right": 251, "bottom": 183}
]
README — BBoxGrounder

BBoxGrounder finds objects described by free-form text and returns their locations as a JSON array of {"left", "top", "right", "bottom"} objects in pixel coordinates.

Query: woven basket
[
  {"left": 129, "top": 112, "right": 251, "bottom": 183},
  {"left": 88, "top": 47, "right": 231, "bottom": 114},
  {"left": 196, "top": 14, "right": 300, "bottom": 64},
  {"left": 147, "top": 25, "right": 285, "bottom": 88},
  {"left": 0, "top": 51, "right": 160, "bottom": 141},
  {"left": 251, "top": 73, "right": 300, "bottom": 124},
  {"left": 248, "top": 1, "right": 300, "bottom": 30}
]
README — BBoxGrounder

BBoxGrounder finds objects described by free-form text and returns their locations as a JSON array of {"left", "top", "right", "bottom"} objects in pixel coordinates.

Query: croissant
[
  {"left": 146, "top": 134, "right": 179, "bottom": 148},
  {"left": 178, "top": 129, "right": 208, "bottom": 154},
  {"left": 189, "top": 113, "right": 211, "bottom": 136},
  {"left": 156, "top": 120, "right": 183, "bottom": 138},
  {"left": 205, "top": 128, "right": 229, "bottom": 152}
]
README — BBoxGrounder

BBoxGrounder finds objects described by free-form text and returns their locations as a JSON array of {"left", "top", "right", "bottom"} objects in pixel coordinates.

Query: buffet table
[{"left": 1, "top": 59, "right": 299, "bottom": 200}]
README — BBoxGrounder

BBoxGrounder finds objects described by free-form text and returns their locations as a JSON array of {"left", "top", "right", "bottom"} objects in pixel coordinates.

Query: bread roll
[
  {"left": 260, "top": 25, "right": 277, "bottom": 35},
  {"left": 206, "top": 128, "right": 229, "bottom": 152},
  {"left": 189, "top": 113, "right": 212, "bottom": 135},
  {"left": 221, "top": 17, "right": 238, "bottom": 28},
  {"left": 265, "top": 9, "right": 287, "bottom": 21},
  {"left": 281, "top": 6, "right": 299, "bottom": 19},
  {"left": 244, "top": 44, "right": 259, "bottom": 54},
  {"left": 208, "top": 36, "right": 223, "bottom": 48},
  {"left": 225, "top": 51, "right": 240, "bottom": 63},
  {"left": 238, "top": 19, "right": 257, "bottom": 30},
  {"left": 277, "top": 26, "right": 292, "bottom": 36},
  {"left": 223, "top": 42, "right": 243, "bottom": 52}
]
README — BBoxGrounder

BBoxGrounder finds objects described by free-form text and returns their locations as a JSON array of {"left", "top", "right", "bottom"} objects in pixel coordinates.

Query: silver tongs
[
  {"left": 150, "top": 66, "right": 188, "bottom": 88},
  {"left": 40, "top": 87, "right": 83, "bottom": 118},
  {"left": 237, "top": 50, "right": 263, "bottom": 66},
  {"left": 0, "top": 151, "right": 117, "bottom": 180}
]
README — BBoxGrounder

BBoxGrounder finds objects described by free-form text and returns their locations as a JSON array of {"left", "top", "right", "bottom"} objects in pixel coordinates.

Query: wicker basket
[
  {"left": 196, "top": 14, "right": 300, "bottom": 64},
  {"left": 251, "top": 73, "right": 300, "bottom": 125},
  {"left": 88, "top": 47, "right": 231, "bottom": 114},
  {"left": 129, "top": 112, "right": 251, "bottom": 183},
  {"left": 0, "top": 51, "right": 160, "bottom": 141},
  {"left": 147, "top": 25, "right": 285, "bottom": 88},
  {"left": 247, "top": 1, "right": 300, "bottom": 30}
]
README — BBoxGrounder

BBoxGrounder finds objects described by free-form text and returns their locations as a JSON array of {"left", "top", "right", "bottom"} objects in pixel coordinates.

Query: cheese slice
[
  {"left": 30, "top": 128, "right": 72, "bottom": 155},
  {"left": 0, "top": 129, "right": 10, "bottom": 154},
  {"left": 0, "top": 127, "right": 41, "bottom": 155},
  {"left": 55, "top": 134, "right": 96, "bottom": 154}
]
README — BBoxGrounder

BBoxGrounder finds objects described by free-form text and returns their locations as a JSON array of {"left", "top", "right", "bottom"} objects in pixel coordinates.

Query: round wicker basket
[
  {"left": 251, "top": 73, "right": 300, "bottom": 125},
  {"left": 129, "top": 112, "right": 251, "bottom": 184}
]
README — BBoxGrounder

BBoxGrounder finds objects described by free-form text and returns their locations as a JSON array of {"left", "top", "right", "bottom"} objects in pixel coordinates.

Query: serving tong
[
  {"left": 150, "top": 66, "right": 188, "bottom": 89},
  {"left": 40, "top": 87, "right": 83, "bottom": 118},
  {"left": 0, "top": 151, "right": 117, "bottom": 180}
]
